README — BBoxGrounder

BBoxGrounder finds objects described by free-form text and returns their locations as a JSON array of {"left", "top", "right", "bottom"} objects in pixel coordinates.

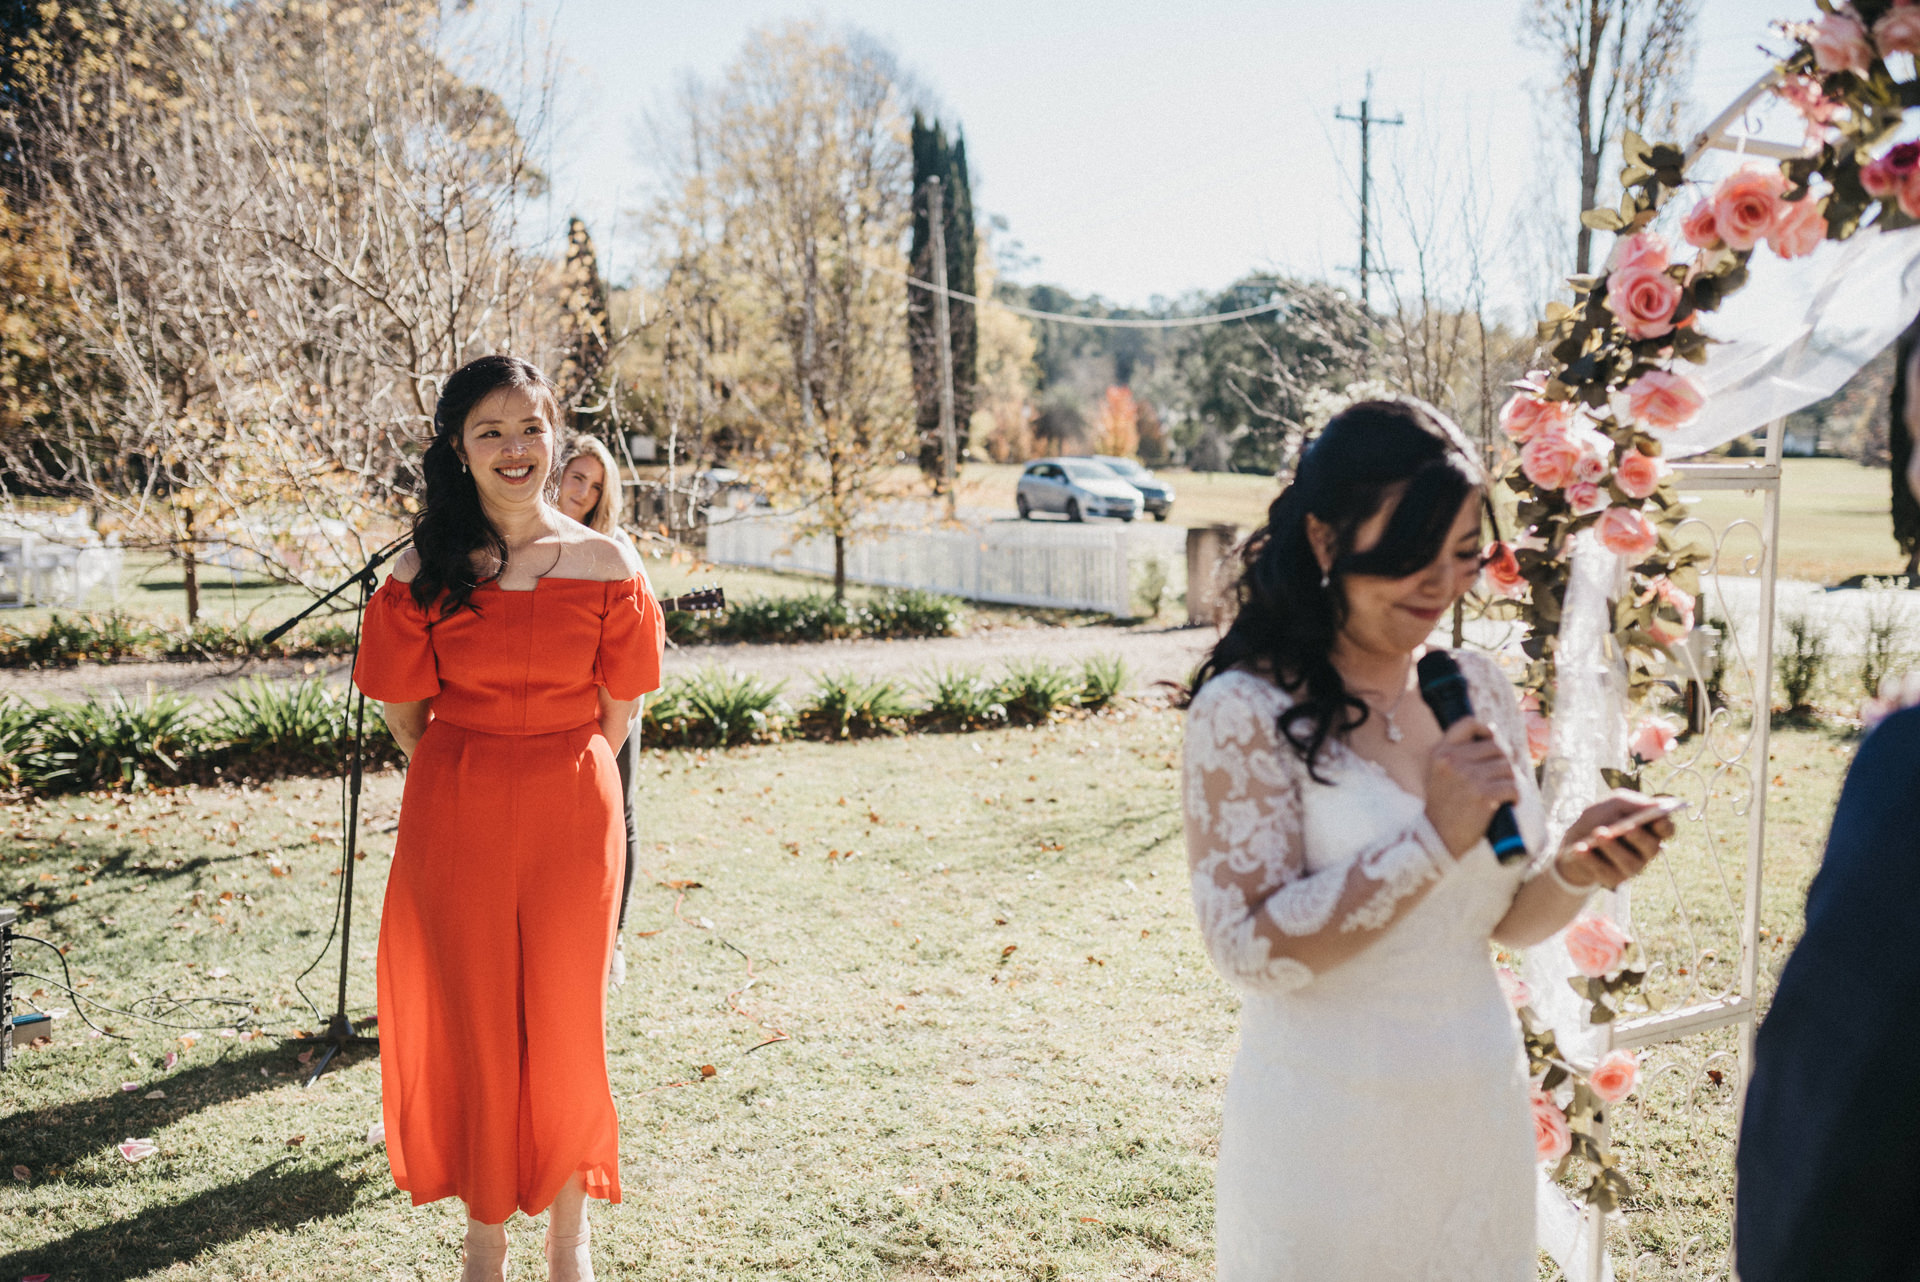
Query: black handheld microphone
[{"left": 1414, "top": 651, "right": 1529, "bottom": 864}]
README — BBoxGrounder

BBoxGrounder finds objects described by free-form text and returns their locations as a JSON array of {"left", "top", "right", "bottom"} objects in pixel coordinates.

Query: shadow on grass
[
  {"left": 0, "top": 1156, "right": 366, "bottom": 1282},
  {"left": 0, "top": 1038, "right": 301, "bottom": 1176}
]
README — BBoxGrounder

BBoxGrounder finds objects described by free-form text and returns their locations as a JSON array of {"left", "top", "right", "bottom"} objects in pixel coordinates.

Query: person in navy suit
[{"left": 1735, "top": 346, "right": 1920, "bottom": 1281}]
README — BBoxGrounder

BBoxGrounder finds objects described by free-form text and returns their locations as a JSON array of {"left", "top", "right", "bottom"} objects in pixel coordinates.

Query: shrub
[
  {"left": 860, "top": 589, "right": 963, "bottom": 639},
  {"left": 1078, "top": 655, "right": 1129, "bottom": 710},
  {"left": 715, "top": 593, "right": 858, "bottom": 644},
  {"left": 0, "top": 612, "right": 160, "bottom": 667},
  {"left": 207, "top": 679, "right": 358, "bottom": 773},
  {"left": 800, "top": 672, "right": 914, "bottom": 739},
  {"left": 1857, "top": 578, "right": 1910, "bottom": 700},
  {"left": 165, "top": 620, "right": 271, "bottom": 660},
  {"left": 36, "top": 691, "right": 204, "bottom": 791},
  {"left": 293, "top": 621, "right": 360, "bottom": 656},
  {"left": 917, "top": 666, "right": 1006, "bottom": 731},
  {"left": 0, "top": 696, "right": 50, "bottom": 789},
  {"left": 1131, "top": 557, "right": 1169, "bottom": 620},
  {"left": 997, "top": 661, "right": 1079, "bottom": 725},
  {"left": 1776, "top": 612, "right": 1828, "bottom": 715},
  {"left": 657, "top": 668, "right": 789, "bottom": 747}
]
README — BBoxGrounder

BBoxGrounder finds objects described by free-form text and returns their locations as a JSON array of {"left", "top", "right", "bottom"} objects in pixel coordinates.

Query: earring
[
  {"left": 1320, "top": 571, "right": 1330, "bottom": 590},
  {"left": 461, "top": 461, "right": 469, "bottom": 474}
]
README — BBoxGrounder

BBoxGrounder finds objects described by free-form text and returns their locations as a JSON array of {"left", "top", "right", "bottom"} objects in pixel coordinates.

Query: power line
[
  {"left": 1335, "top": 72, "right": 1402, "bottom": 311},
  {"left": 883, "top": 261, "right": 1292, "bottom": 329}
]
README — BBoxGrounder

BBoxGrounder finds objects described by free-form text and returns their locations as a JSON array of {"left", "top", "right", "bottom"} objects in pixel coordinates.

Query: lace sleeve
[
  {"left": 1455, "top": 650, "right": 1558, "bottom": 868},
  {"left": 1184, "top": 670, "right": 1457, "bottom": 996}
]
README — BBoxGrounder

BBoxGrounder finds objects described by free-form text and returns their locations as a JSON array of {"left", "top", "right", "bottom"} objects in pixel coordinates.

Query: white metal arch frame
[{"left": 1567, "top": 67, "right": 1798, "bottom": 1282}]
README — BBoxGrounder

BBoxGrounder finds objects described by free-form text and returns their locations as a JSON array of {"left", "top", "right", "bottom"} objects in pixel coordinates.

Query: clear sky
[{"left": 501, "top": 0, "right": 1807, "bottom": 317}]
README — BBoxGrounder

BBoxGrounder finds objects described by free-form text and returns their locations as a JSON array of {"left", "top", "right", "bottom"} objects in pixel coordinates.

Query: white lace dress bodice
[{"left": 1184, "top": 653, "right": 1551, "bottom": 1282}]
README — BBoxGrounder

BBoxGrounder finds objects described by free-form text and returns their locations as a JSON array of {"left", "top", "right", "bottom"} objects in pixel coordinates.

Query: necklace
[{"left": 1354, "top": 662, "right": 1417, "bottom": 742}]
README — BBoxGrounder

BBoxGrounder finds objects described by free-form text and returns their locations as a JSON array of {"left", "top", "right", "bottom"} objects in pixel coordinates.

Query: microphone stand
[{"left": 260, "top": 534, "right": 410, "bottom": 1086}]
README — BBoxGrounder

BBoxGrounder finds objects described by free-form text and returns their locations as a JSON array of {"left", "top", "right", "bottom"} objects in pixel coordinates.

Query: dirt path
[{"left": 0, "top": 623, "right": 1218, "bottom": 704}]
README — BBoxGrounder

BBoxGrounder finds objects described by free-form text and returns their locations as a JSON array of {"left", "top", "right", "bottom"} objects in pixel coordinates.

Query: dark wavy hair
[
  {"left": 1191, "top": 399, "right": 1493, "bottom": 780},
  {"left": 409, "top": 354, "right": 560, "bottom": 617},
  {"left": 1892, "top": 313, "right": 1920, "bottom": 577}
]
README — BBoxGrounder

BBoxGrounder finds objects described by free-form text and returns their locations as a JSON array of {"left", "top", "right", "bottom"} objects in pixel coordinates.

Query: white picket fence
[{"left": 703, "top": 510, "right": 1136, "bottom": 616}]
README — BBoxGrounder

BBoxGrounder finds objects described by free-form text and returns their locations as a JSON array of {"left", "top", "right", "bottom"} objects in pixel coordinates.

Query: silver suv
[{"left": 1015, "top": 458, "right": 1144, "bottom": 522}]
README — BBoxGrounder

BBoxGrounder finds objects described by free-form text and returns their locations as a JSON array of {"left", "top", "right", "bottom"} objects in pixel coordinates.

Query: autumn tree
[
  {"left": 1523, "top": 0, "right": 1698, "bottom": 274},
  {"left": 643, "top": 22, "right": 916, "bottom": 599},
  {"left": 2, "top": 0, "right": 557, "bottom": 619},
  {"left": 1092, "top": 386, "right": 1140, "bottom": 458}
]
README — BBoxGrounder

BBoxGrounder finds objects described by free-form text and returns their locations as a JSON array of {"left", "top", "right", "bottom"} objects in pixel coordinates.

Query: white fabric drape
[{"left": 1669, "top": 223, "right": 1920, "bottom": 456}]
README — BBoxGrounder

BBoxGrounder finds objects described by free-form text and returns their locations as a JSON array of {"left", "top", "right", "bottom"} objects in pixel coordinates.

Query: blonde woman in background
[{"left": 556, "top": 435, "right": 646, "bottom": 991}]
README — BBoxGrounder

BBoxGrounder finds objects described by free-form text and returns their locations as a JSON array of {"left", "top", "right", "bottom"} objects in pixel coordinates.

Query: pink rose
[
  {"left": 1773, "top": 73, "right": 1842, "bottom": 133},
  {"left": 1626, "top": 370, "right": 1704, "bottom": 431},
  {"left": 1564, "top": 914, "right": 1632, "bottom": 978},
  {"left": 1605, "top": 265, "right": 1682, "bottom": 340},
  {"left": 1567, "top": 481, "right": 1611, "bottom": 516},
  {"left": 1497, "top": 966, "right": 1533, "bottom": 1009},
  {"left": 1767, "top": 194, "right": 1828, "bottom": 260},
  {"left": 1588, "top": 1050, "right": 1640, "bottom": 1104},
  {"left": 1877, "top": 3, "right": 1920, "bottom": 54},
  {"left": 1860, "top": 142, "right": 1920, "bottom": 197},
  {"left": 1482, "top": 540, "right": 1527, "bottom": 599},
  {"left": 1531, "top": 1087, "right": 1573, "bottom": 1163},
  {"left": 1610, "top": 231, "right": 1669, "bottom": 273},
  {"left": 1521, "top": 431, "right": 1583, "bottom": 492},
  {"left": 1710, "top": 167, "right": 1789, "bottom": 252},
  {"left": 1681, "top": 199, "right": 1721, "bottom": 250},
  {"left": 1524, "top": 708, "right": 1552, "bottom": 764},
  {"left": 1630, "top": 715, "right": 1680, "bottom": 764},
  {"left": 1645, "top": 575, "right": 1696, "bottom": 646},
  {"left": 1807, "top": 9, "right": 1875, "bottom": 74},
  {"left": 1499, "top": 392, "right": 1570, "bottom": 444},
  {"left": 1596, "top": 506, "right": 1659, "bottom": 561},
  {"left": 1615, "top": 450, "right": 1669, "bottom": 499}
]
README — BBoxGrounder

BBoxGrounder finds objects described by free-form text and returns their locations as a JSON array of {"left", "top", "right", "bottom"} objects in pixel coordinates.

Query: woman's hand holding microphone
[{"left": 1423, "top": 719, "right": 1674, "bottom": 890}]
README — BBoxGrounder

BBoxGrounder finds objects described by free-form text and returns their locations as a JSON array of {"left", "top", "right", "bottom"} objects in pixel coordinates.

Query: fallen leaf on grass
[
  {"left": 164, "top": 1051, "right": 179, "bottom": 1068},
  {"left": 285, "top": 1134, "right": 306, "bottom": 1147},
  {"left": 120, "top": 1081, "right": 139, "bottom": 1092},
  {"left": 1085, "top": 956, "right": 1105, "bottom": 966},
  {"left": 11, "top": 1165, "right": 28, "bottom": 1180},
  {"left": 1078, "top": 1216, "right": 1104, "bottom": 1224},
  {"left": 1000, "top": 945, "right": 1017, "bottom": 958},
  {"left": 143, "top": 1089, "right": 165, "bottom": 1100},
  {"left": 664, "top": 879, "right": 702, "bottom": 890},
  {"left": 297, "top": 1049, "right": 314, "bottom": 1065},
  {"left": 367, "top": 1121, "right": 385, "bottom": 1145},
  {"left": 209, "top": 966, "right": 230, "bottom": 979},
  {"left": 118, "top": 1139, "right": 157, "bottom": 1163},
  {"left": 698, "top": 1064, "right": 716, "bottom": 1078}
]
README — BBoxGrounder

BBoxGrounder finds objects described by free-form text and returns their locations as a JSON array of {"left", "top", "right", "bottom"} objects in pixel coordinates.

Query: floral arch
[{"left": 1482, "top": 5, "right": 1920, "bottom": 1276}]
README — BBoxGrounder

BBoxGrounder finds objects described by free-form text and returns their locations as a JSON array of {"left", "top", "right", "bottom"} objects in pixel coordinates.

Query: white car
[
  {"left": 1015, "top": 458, "right": 1144, "bottom": 522},
  {"left": 1091, "top": 456, "right": 1175, "bottom": 521}
]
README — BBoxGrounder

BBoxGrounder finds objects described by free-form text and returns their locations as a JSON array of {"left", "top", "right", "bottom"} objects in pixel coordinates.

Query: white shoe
[
  {"left": 607, "top": 939, "right": 627, "bottom": 993},
  {"left": 461, "top": 1222, "right": 509, "bottom": 1282},
  {"left": 546, "top": 1221, "right": 593, "bottom": 1282}
]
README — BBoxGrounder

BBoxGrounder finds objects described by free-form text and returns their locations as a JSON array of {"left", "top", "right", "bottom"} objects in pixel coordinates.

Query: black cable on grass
[{"left": 11, "top": 933, "right": 262, "bottom": 1038}]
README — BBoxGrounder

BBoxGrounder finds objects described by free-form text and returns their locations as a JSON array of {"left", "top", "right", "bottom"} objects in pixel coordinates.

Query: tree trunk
[
  {"left": 180, "top": 507, "right": 200, "bottom": 625},
  {"left": 833, "top": 533, "right": 847, "bottom": 602}
]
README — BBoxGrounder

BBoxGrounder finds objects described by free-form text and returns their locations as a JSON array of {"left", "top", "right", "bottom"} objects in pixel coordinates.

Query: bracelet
[{"left": 1544, "top": 853, "right": 1597, "bottom": 898}]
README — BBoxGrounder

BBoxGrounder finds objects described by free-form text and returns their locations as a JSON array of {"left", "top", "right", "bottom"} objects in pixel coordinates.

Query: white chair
[{"left": 0, "top": 536, "right": 28, "bottom": 608}]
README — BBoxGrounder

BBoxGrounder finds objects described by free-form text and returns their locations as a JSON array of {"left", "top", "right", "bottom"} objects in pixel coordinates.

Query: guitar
[{"left": 658, "top": 585, "right": 726, "bottom": 615}]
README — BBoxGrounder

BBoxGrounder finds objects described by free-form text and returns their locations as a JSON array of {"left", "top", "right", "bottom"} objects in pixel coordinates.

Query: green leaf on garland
[
  {"left": 1601, "top": 767, "right": 1640, "bottom": 790},
  {"left": 1580, "top": 206, "right": 1627, "bottom": 231}
]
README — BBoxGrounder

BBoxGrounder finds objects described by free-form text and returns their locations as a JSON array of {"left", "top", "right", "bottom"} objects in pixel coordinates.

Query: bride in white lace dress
[{"left": 1183, "top": 401, "right": 1674, "bottom": 1282}]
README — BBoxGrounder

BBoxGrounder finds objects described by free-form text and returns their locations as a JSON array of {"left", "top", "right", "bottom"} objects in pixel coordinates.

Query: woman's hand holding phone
[{"left": 1553, "top": 791, "right": 1682, "bottom": 892}]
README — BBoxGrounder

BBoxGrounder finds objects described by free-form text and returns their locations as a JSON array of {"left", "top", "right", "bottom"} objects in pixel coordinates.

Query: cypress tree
[
  {"left": 908, "top": 115, "right": 977, "bottom": 488},
  {"left": 560, "top": 216, "right": 612, "bottom": 436}
]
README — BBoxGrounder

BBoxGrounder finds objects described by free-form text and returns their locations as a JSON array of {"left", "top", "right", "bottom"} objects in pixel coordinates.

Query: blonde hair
[{"left": 557, "top": 435, "right": 626, "bottom": 536}]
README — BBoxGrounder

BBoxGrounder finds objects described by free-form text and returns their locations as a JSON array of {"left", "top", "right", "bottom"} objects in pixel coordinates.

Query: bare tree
[
  {"left": 3, "top": 0, "right": 560, "bottom": 620},
  {"left": 1523, "top": 0, "right": 1698, "bottom": 274},
  {"left": 641, "top": 22, "right": 916, "bottom": 599}
]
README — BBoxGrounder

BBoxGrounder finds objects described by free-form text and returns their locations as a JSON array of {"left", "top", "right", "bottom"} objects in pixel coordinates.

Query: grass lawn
[
  {"left": 1681, "top": 457, "right": 1908, "bottom": 585},
  {"left": 0, "top": 707, "right": 1854, "bottom": 1281}
]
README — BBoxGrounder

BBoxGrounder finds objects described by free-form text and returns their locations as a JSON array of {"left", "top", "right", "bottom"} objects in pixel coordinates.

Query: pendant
[{"left": 1384, "top": 716, "right": 1404, "bottom": 743}]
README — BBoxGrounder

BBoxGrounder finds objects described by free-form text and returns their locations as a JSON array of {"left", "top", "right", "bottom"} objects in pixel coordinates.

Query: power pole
[
  {"left": 927, "top": 176, "right": 959, "bottom": 519},
  {"left": 1335, "top": 72, "right": 1402, "bottom": 311}
]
